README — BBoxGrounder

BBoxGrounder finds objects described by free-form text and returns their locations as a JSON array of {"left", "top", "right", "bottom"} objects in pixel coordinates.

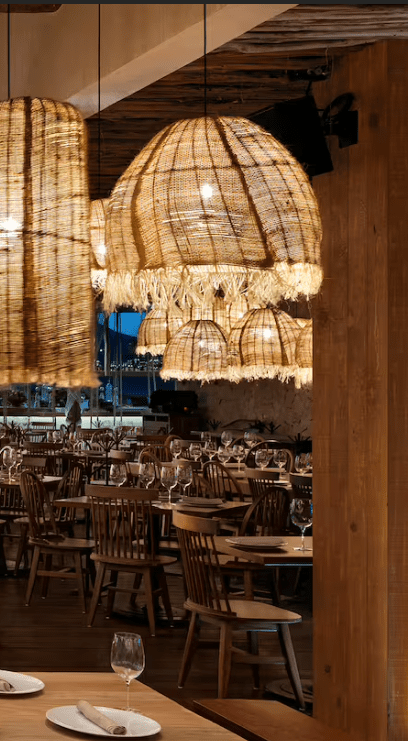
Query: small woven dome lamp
[
  {"left": 185, "top": 295, "right": 258, "bottom": 337},
  {"left": 104, "top": 115, "right": 323, "bottom": 313},
  {"left": 227, "top": 308, "right": 301, "bottom": 384},
  {"left": 160, "top": 320, "right": 229, "bottom": 383},
  {"left": 294, "top": 318, "right": 313, "bottom": 389},
  {"left": 136, "top": 306, "right": 185, "bottom": 356},
  {"left": 0, "top": 97, "right": 98, "bottom": 388},
  {"left": 90, "top": 198, "right": 108, "bottom": 293}
]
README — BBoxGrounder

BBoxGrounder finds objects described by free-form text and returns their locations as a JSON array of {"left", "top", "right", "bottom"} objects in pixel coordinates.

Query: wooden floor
[{"left": 0, "top": 527, "right": 313, "bottom": 715}]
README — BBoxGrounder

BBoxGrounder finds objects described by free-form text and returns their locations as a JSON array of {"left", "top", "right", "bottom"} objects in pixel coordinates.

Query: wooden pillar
[{"left": 313, "top": 40, "right": 408, "bottom": 740}]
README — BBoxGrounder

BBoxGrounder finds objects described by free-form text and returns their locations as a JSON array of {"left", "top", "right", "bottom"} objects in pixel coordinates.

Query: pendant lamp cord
[
  {"left": 203, "top": 3, "right": 207, "bottom": 118},
  {"left": 7, "top": 4, "right": 10, "bottom": 99},
  {"left": 97, "top": 3, "right": 101, "bottom": 198}
]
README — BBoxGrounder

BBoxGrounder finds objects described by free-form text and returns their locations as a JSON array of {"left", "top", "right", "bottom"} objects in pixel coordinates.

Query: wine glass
[
  {"left": 160, "top": 466, "right": 178, "bottom": 503},
  {"left": 290, "top": 498, "right": 313, "bottom": 551},
  {"left": 305, "top": 452, "right": 313, "bottom": 472},
  {"left": 177, "top": 464, "right": 193, "bottom": 497},
  {"left": 2, "top": 447, "right": 16, "bottom": 483},
  {"left": 255, "top": 448, "right": 269, "bottom": 470},
  {"left": 201, "top": 432, "right": 212, "bottom": 446},
  {"left": 295, "top": 453, "right": 308, "bottom": 474},
  {"left": 221, "top": 431, "right": 233, "bottom": 448},
  {"left": 244, "top": 431, "right": 257, "bottom": 449},
  {"left": 169, "top": 439, "right": 182, "bottom": 460},
  {"left": 109, "top": 463, "right": 127, "bottom": 486},
  {"left": 274, "top": 449, "right": 289, "bottom": 480},
  {"left": 111, "top": 632, "right": 145, "bottom": 712},
  {"left": 204, "top": 441, "right": 217, "bottom": 460},
  {"left": 189, "top": 443, "right": 202, "bottom": 463},
  {"left": 217, "top": 446, "right": 230, "bottom": 465},
  {"left": 138, "top": 462, "right": 155, "bottom": 489},
  {"left": 13, "top": 449, "right": 24, "bottom": 477},
  {"left": 232, "top": 444, "right": 245, "bottom": 471}
]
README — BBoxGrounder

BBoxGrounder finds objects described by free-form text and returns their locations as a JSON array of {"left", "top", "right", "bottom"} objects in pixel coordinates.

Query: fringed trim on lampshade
[
  {"left": 0, "top": 97, "right": 98, "bottom": 389},
  {"left": 104, "top": 115, "right": 323, "bottom": 313},
  {"left": 136, "top": 307, "right": 184, "bottom": 355},
  {"left": 294, "top": 319, "right": 313, "bottom": 388},
  {"left": 227, "top": 308, "right": 301, "bottom": 384},
  {"left": 160, "top": 320, "right": 229, "bottom": 383},
  {"left": 90, "top": 199, "right": 108, "bottom": 293}
]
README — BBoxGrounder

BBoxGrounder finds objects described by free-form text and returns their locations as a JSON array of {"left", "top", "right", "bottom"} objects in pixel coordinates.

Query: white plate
[
  {"left": 46, "top": 706, "right": 161, "bottom": 738},
  {"left": 0, "top": 670, "right": 45, "bottom": 695},
  {"left": 225, "top": 536, "right": 288, "bottom": 549},
  {"left": 180, "top": 497, "right": 225, "bottom": 508}
]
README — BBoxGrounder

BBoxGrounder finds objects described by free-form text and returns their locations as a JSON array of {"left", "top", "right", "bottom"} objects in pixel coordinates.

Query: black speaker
[{"left": 250, "top": 96, "right": 333, "bottom": 178}]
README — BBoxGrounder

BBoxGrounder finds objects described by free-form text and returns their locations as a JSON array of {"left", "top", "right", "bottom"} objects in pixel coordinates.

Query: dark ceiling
[{"left": 86, "top": 4, "right": 408, "bottom": 200}]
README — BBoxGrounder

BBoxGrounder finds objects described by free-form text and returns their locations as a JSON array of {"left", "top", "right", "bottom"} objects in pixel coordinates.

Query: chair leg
[
  {"left": 14, "top": 523, "right": 29, "bottom": 576},
  {"left": 87, "top": 563, "right": 106, "bottom": 626},
  {"left": 156, "top": 566, "right": 174, "bottom": 624},
  {"left": 143, "top": 570, "right": 156, "bottom": 637},
  {"left": 74, "top": 551, "right": 86, "bottom": 614},
  {"left": 41, "top": 554, "right": 53, "bottom": 599},
  {"left": 218, "top": 622, "right": 233, "bottom": 698},
  {"left": 106, "top": 570, "right": 119, "bottom": 618},
  {"left": 247, "top": 631, "right": 260, "bottom": 689},
  {"left": 277, "top": 623, "right": 305, "bottom": 711},
  {"left": 130, "top": 573, "right": 143, "bottom": 608},
  {"left": 25, "top": 546, "right": 41, "bottom": 606},
  {"left": 178, "top": 611, "right": 199, "bottom": 688}
]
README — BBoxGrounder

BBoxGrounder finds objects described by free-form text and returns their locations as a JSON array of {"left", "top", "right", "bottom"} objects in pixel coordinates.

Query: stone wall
[{"left": 181, "top": 377, "right": 312, "bottom": 438}]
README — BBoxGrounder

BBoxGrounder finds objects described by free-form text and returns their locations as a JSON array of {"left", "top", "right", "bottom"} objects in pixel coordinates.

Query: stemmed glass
[
  {"left": 13, "top": 449, "right": 24, "bottom": 478},
  {"left": 274, "top": 449, "right": 289, "bottom": 480},
  {"left": 290, "top": 498, "right": 313, "bottom": 551},
  {"left": 177, "top": 464, "right": 193, "bottom": 497},
  {"left": 189, "top": 443, "right": 202, "bottom": 463},
  {"left": 295, "top": 453, "right": 308, "bottom": 474},
  {"left": 305, "top": 452, "right": 313, "bottom": 472},
  {"left": 109, "top": 463, "right": 127, "bottom": 486},
  {"left": 232, "top": 444, "right": 245, "bottom": 471},
  {"left": 244, "top": 431, "right": 257, "bottom": 449},
  {"left": 204, "top": 441, "right": 217, "bottom": 461},
  {"left": 2, "top": 447, "right": 16, "bottom": 483},
  {"left": 111, "top": 632, "right": 145, "bottom": 712},
  {"left": 255, "top": 449, "right": 269, "bottom": 470},
  {"left": 160, "top": 466, "right": 178, "bottom": 502},
  {"left": 138, "top": 463, "right": 155, "bottom": 489},
  {"left": 221, "top": 431, "right": 233, "bottom": 448},
  {"left": 169, "top": 439, "right": 182, "bottom": 460},
  {"left": 201, "top": 432, "right": 212, "bottom": 446},
  {"left": 217, "top": 446, "right": 230, "bottom": 465}
]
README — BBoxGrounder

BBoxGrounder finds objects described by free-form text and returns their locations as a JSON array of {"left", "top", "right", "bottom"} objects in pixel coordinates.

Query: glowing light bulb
[
  {"left": 201, "top": 184, "right": 213, "bottom": 199},
  {"left": 0, "top": 216, "right": 21, "bottom": 234},
  {"left": 98, "top": 243, "right": 107, "bottom": 256},
  {"left": 263, "top": 329, "right": 273, "bottom": 340}
]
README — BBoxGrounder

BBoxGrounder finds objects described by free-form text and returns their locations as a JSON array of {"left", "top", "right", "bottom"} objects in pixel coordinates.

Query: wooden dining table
[
  {"left": 0, "top": 671, "right": 246, "bottom": 740},
  {"left": 213, "top": 535, "right": 313, "bottom": 566}
]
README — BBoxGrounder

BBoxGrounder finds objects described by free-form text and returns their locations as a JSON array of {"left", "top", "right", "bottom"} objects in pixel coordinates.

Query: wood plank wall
[{"left": 312, "top": 41, "right": 396, "bottom": 739}]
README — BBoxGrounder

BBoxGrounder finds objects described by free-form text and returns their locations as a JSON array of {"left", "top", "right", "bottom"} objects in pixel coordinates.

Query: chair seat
[
  {"left": 185, "top": 597, "right": 302, "bottom": 624},
  {"left": 91, "top": 552, "right": 177, "bottom": 567}
]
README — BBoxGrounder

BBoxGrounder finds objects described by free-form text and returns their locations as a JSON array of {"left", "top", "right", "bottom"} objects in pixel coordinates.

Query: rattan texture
[
  {"left": 90, "top": 198, "right": 108, "bottom": 293},
  {"left": 160, "top": 319, "right": 229, "bottom": 383},
  {"left": 184, "top": 295, "right": 260, "bottom": 336},
  {"left": 0, "top": 97, "right": 98, "bottom": 389},
  {"left": 104, "top": 115, "right": 323, "bottom": 313},
  {"left": 136, "top": 306, "right": 185, "bottom": 355},
  {"left": 227, "top": 308, "right": 301, "bottom": 383},
  {"left": 294, "top": 318, "right": 313, "bottom": 388}
]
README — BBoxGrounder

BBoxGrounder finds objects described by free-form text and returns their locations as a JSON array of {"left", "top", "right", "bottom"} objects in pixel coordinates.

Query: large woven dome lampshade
[
  {"left": 136, "top": 306, "right": 184, "bottom": 355},
  {"left": 227, "top": 308, "right": 301, "bottom": 383},
  {"left": 104, "top": 115, "right": 323, "bottom": 313},
  {"left": 0, "top": 97, "right": 98, "bottom": 388},
  {"left": 294, "top": 318, "right": 313, "bottom": 388},
  {"left": 160, "top": 320, "right": 229, "bottom": 382},
  {"left": 90, "top": 198, "right": 108, "bottom": 292}
]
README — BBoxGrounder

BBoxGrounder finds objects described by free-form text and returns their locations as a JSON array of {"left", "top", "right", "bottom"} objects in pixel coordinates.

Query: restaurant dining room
[{"left": 0, "top": 3, "right": 407, "bottom": 740}]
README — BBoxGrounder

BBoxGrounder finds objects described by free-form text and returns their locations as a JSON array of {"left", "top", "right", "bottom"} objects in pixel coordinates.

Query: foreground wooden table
[
  {"left": 213, "top": 535, "right": 313, "bottom": 566},
  {"left": 193, "top": 699, "right": 357, "bottom": 741},
  {"left": 0, "top": 671, "right": 247, "bottom": 740}
]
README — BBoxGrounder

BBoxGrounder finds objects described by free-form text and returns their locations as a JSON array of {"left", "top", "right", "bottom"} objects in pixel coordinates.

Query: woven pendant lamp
[
  {"left": 104, "top": 115, "right": 323, "bottom": 313},
  {"left": 160, "top": 319, "right": 229, "bottom": 383},
  {"left": 185, "top": 295, "right": 259, "bottom": 337},
  {"left": 90, "top": 198, "right": 108, "bottom": 292},
  {"left": 294, "top": 318, "right": 313, "bottom": 388},
  {"left": 136, "top": 306, "right": 185, "bottom": 355},
  {"left": 227, "top": 308, "right": 301, "bottom": 383},
  {"left": 0, "top": 97, "right": 98, "bottom": 388}
]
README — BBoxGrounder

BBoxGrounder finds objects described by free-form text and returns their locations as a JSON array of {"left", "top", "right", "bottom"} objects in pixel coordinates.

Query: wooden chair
[
  {"left": 20, "top": 471, "right": 95, "bottom": 612},
  {"left": 53, "top": 462, "right": 86, "bottom": 536},
  {"left": 0, "top": 480, "right": 29, "bottom": 575},
  {"left": 85, "top": 485, "right": 177, "bottom": 636},
  {"left": 289, "top": 473, "right": 313, "bottom": 499},
  {"left": 173, "top": 511, "right": 305, "bottom": 706},
  {"left": 24, "top": 431, "right": 47, "bottom": 443},
  {"left": 244, "top": 468, "right": 280, "bottom": 501},
  {"left": 21, "top": 455, "right": 48, "bottom": 475},
  {"left": 202, "top": 460, "right": 244, "bottom": 501}
]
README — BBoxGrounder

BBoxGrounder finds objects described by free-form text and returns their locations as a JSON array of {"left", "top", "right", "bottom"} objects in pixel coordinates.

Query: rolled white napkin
[
  {"left": 0, "top": 678, "right": 15, "bottom": 692},
  {"left": 77, "top": 700, "right": 126, "bottom": 735}
]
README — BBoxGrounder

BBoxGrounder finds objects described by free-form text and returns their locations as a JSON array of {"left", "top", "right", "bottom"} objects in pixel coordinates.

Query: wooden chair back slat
[
  {"left": 20, "top": 471, "right": 58, "bottom": 540},
  {"left": 202, "top": 460, "right": 244, "bottom": 501},
  {"left": 240, "top": 487, "right": 290, "bottom": 537}
]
